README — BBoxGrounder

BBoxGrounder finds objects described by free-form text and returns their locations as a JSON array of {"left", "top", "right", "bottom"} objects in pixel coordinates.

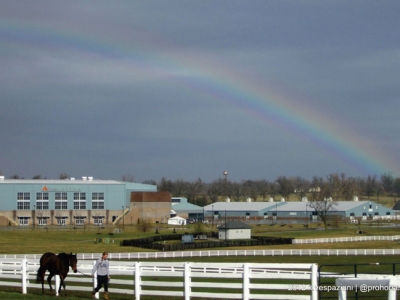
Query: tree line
[{"left": 144, "top": 173, "right": 400, "bottom": 207}]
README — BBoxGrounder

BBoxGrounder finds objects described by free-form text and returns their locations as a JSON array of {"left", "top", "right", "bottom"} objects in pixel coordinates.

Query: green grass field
[{"left": 1, "top": 221, "right": 400, "bottom": 253}]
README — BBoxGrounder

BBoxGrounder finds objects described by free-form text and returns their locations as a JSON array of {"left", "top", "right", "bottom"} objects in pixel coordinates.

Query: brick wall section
[
  {"left": 127, "top": 192, "right": 172, "bottom": 224},
  {"left": 130, "top": 191, "right": 171, "bottom": 203}
]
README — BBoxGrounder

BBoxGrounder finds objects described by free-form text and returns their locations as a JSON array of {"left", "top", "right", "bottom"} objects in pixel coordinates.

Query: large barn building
[
  {"left": 0, "top": 176, "right": 171, "bottom": 226},
  {"left": 204, "top": 199, "right": 395, "bottom": 223}
]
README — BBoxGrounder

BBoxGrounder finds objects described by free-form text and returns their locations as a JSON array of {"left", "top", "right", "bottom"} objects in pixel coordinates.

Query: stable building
[
  {"left": 218, "top": 221, "right": 252, "bottom": 240},
  {"left": 203, "top": 201, "right": 286, "bottom": 222},
  {"left": 171, "top": 197, "right": 203, "bottom": 220},
  {"left": 0, "top": 176, "right": 171, "bottom": 226},
  {"left": 276, "top": 201, "right": 394, "bottom": 221}
]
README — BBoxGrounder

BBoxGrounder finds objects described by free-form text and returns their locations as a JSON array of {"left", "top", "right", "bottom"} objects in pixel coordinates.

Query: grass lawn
[{"left": 1, "top": 221, "right": 400, "bottom": 254}]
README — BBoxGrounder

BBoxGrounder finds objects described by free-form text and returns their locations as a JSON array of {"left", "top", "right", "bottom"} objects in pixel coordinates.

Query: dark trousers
[{"left": 94, "top": 275, "right": 108, "bottom": 292}]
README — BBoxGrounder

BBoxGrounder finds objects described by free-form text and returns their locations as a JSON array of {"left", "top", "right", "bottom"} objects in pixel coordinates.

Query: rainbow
[{"left": 1, "top": 18, "right": 393, "bottom": 177}]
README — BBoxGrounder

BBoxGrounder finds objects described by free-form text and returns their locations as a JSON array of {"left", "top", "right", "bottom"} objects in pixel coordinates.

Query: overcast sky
[{"left": 1, "top": 1, "right": 399, "bottom": 183}]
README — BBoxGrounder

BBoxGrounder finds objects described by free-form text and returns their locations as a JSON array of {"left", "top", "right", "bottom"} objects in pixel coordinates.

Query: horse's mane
[
  {"left": 57, "top": 252, "right": 76, "bottom": 259},
  {"left": 57, "top": 252, "right": 70, "bottom": 258}
]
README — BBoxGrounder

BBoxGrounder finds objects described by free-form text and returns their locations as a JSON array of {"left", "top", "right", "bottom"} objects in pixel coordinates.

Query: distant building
[
  {"left": 277, "top": 201, "right": 394, "bottom": 221},
  {"left": 171, "top": 197, "right": 203, "bottom": 220},
  {"left": 204, "top": 200, "right": 395, "bottom": 223},
  {"left": 0, "top": 177, "right": 171, "bottom": 226},
  {"left": 203, "top": 201, "right": 286, "bottom": 221},
  {"left": 218, "top": 221, "right": 252, "bottom": 240}
]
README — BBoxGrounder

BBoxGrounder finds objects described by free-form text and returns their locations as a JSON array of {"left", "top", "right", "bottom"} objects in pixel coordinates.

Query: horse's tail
[{"left": 36, "top": 267, "right": 42, "bottom": 283}]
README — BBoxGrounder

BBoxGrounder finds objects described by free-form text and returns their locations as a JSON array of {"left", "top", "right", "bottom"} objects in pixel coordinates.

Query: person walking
[{"left": 92, "top": 252, "right": 110, "bottom": 300}]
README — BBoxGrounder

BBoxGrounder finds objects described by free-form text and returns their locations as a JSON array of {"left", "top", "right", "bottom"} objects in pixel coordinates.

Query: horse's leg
[
  {"left": 58, "top": 275, "right": 66, "bottom": 297},
  {"left": 38, "top": 268, "right": 46, "bottom": 295},
  {"left": 47, "top": 274, "right": 54, "bottom": 294}
]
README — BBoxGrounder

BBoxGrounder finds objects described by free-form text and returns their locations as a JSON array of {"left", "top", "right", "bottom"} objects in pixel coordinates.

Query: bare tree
[
  {"left": 292, "top": 176, "right": 310, "bottom": 201},
  {"left": 394, "top": 177, "right": 400, "bottom": 198},
  {"left": 121, "top": 174, "right": 135, "bottom": 182},
  {"left": 137, "top": 218, "right": 151, "bottom": 232},
  {"left": 308, "top": 177, "right": 337, "bottom": 230},
  {"left": 187, "top": 178, "right": 204, "bottom": 203},
  {"left": 343, "top": 177, "right": 361, "bottom": 200},
  {"left": 276, "top": 176, "right": 293, "bottom": 201},
  {"left": 327, "top": 173, "right": 347, "bottom": 200},
  {"left": 257, "top": 179, "right": 269, "bottom": 201},
  {"left": 231, "top": 182, "right": 243, "bottom": 202},
  {"left": 59, "top": 173, "right": 70, "bottom": 180},
  {"left": 158, "top": 177, "right": 173, "bottom": 193},
  {"left": 206, "top": 180, "right": 222, "bottom": 203},
  {"left": 381, "top": 172, "right": 395, "bottom": 196},
  {"left": 364, "top": 175, "right": 378, "bottom": 198}
]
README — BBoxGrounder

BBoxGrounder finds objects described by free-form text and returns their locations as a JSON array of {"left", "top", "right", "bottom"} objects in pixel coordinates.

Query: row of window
[
  {"left": 16, "top": 192, "right": 105, "bottom": 210},
  {"left": 17, "top": 201, "right": 105, "bottom": 210},
  {"left": 17, "top": 192, "right": 104, "bottom": 200},
  {"left": 18, "top": 217, "right": 103, "bottom": 226}
]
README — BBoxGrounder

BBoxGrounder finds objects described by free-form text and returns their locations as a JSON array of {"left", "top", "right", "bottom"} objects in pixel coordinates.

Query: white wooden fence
[
  {"left": 293, "top": 235, "right": 400, "bottom": 244},
  {"left": 0, "top": 258, "right": 318, "bottom": 300},
  {"left": 1, "top": 248, "right": 400, "bottom": 262}
]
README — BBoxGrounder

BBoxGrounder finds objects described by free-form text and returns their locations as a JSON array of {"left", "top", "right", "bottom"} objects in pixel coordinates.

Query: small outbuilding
[
  {"left": 167, "top": 216, "right": 187, "bottom": 226},
  {"left": 218, "top": 221, "right": 252, "bottom": 240}
]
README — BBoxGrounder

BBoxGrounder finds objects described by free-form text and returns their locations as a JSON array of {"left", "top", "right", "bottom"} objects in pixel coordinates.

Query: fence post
[
  {"left": 55, "top": 275, "right": 60, "bottom": 296},
  {"left": 242, "top": 263, "right": 249, "bottom": 300},
  {"left": 21, "top": 258, "right": 27, "bottom": 294},
  {"left": 93, "top": 261, "right": 99, "bottom": 299},
  {"left": 134, "top": 262, "right": 141, "bottom": 300},
  {"left": 311, "top": 263, "right": 318, "bottom": 300},
  {"left": 184, "top": 262, "right": 191, "bottom": 300}
]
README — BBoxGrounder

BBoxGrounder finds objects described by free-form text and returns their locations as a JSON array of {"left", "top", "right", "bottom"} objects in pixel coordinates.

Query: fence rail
[
  {"left": 1, "top": 249, "right": 400, "bottom": 262},
  {"left": 0, "top": 258, "right": 318, "bottom": 300},
  {"left": 293, "top": 235, "right": 400, "bottom": 244}
]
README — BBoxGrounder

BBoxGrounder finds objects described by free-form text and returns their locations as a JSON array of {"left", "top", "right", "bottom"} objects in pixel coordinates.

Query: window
[
  {"left": 75, "top": 217, "right": 85, "bottom": 226},
  {"left": 55, "top": 201, "right": 68, "bottom": 210},
  {"left": 17, "top": 192, "right": 30, "bottom": 200},
  {"left": 19, "top": 217, "right": 29, "bottom": 226},
  {"left": 387, "top": 212, "right": 391, "bottom": 215},
  {"left": 94, "top": 218, "right": 103, "bottom": 226},
  {"left": 92, "top": 201, "right": 104, "bottom": 209},
  {"left": 38, "top": 218, "right": 48, "bottom": 226},
  {"left": 74, "top": 201, "right": 86, "bottom": 209},
  {"left": 74, "top": 192, "right": 86, "bottom": 200},
  {"left": 92, "top": 192, "right": 105, "bottom": 210},
  {"left": 55, "top": 192, "right": 68, "bottom": 200},
  {"left": 36, "top": 193, "right": 49, "bottom": 210},
  {"left": 17, "top": 192, "right": 31, "bottom": 210},
  {"left": 36, "top": 192, "right": 49, "bottom": 200},
  {"left": 92, "top": 192, "right": 104, "bottom": 200},
  {"left": 73, "top": 193, "right": 86, "bottom": 209},
  {"left": 56, "top": 217, "right": 67, "bottom": 226},
  {"left": 17, "top": 201, "right": 30, "bottom": 210},
  {"left": 36, "top": 201, "right": 49, "bottom": 210},
  {"left": 55, "top": 192, "right": 68, "bottom": 209}
]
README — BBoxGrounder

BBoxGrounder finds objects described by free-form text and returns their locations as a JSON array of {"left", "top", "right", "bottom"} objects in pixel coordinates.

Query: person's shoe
[
  {"left": 92, "top": 290, "right": 96, "bottom": 299},
  {"left": 104, "top": 291, "right": 110, "bottom": 300}
]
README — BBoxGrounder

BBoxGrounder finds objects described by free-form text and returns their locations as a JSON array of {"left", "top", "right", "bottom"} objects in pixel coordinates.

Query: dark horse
[{"left": 36, "top": 252, "right": 78, "bottom": 296}]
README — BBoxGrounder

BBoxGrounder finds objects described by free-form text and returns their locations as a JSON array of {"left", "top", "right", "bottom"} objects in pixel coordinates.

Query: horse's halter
[{"left": 69, "top": 256, "right": 78, "bottom": 272}]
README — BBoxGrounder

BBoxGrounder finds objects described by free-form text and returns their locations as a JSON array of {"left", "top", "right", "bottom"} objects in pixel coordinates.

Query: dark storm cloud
[{"left": 1, "top": 0, "right": 399, "bottom": 181}]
